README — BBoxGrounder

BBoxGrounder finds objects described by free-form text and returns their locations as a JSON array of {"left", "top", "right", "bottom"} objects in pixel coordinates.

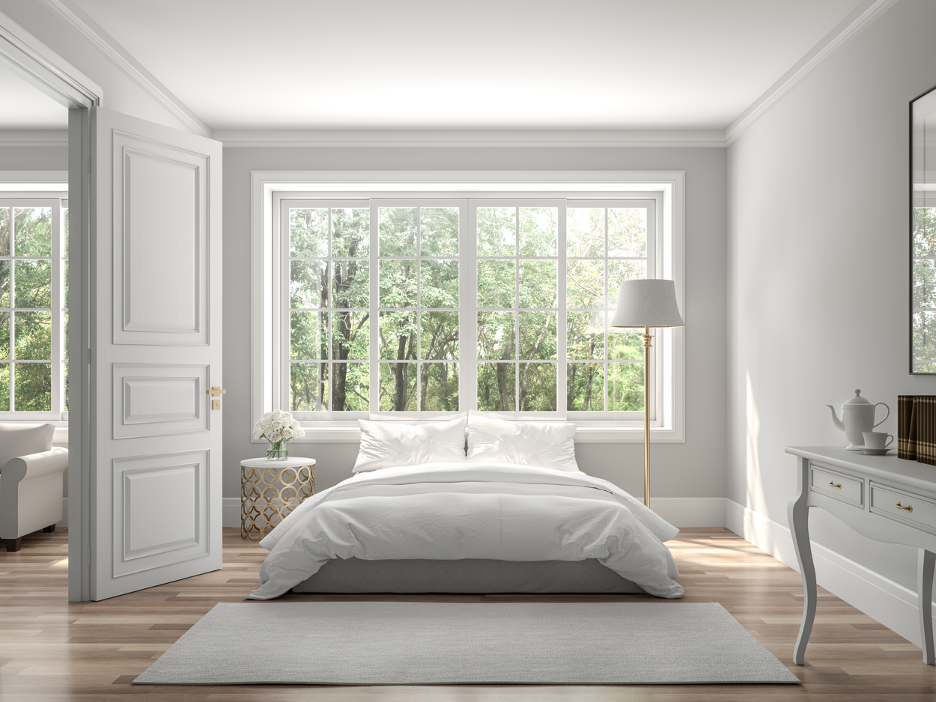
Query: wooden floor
[{"left": 1, "top": 528, "right": 934, "bottom": 701}]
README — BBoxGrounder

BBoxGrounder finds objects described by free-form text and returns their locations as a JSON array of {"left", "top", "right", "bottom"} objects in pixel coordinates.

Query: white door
[{"left": 89, "top": 107, "right": 222, "bottom": 600}]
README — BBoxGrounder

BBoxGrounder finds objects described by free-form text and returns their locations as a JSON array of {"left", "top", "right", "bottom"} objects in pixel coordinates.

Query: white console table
[{"left": 786, "top": 447, "right": 936, "bottom": 666}]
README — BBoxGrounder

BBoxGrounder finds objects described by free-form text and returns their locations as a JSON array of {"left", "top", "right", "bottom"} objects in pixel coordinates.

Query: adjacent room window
[
  {"left": 273, "top": 190, "right": 672, "bottom": 427},
  {"left": 0, "top": 197, "right": 68, "bottom": 418}
]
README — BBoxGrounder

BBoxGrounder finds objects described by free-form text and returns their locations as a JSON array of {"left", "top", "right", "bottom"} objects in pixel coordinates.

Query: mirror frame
[{"left": 910, "top": 84, "right": 936, "bottom": 374}]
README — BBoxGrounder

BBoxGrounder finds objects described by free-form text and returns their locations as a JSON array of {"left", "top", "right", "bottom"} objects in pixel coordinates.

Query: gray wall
[
  {"left": 0, "top": 146, "right": 67, "bottom": 171},
  {"left": 222, "top": 146, "right": 728, "bottom": 499},
  {"left": 727, "top": 0, "right": 936, "bottom": 592}
]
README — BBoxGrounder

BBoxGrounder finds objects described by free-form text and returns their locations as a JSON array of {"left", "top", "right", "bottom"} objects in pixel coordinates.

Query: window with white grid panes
[
  {"left": 475, "top": 204, "right": 560, "bottom": 412},
  {"left": 0, "top": 198, "right": 68, "bottom": 417},
  {"left": 377, "top": 204, "right": 461, "bottom": 412},
  {"left": 566, "top": 203, "right": 655, "bottom": 415},
  {"left": 286, "top": 204, "right": 371, "bottom": 415},
  {"left": 274, "top": 194, "right": 666, "bottom": 422}
]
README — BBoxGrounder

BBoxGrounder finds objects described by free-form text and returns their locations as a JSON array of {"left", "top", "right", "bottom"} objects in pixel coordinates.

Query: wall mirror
[{"left": 911, "top": 85, "right": 936, "bottom": 373}]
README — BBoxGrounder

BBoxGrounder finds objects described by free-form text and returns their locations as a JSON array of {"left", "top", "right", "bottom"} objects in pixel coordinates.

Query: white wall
[
  {"left": 728, "top": 0, "right": 936, "bottom": 594},
  {"left": 222, "top": 146, "right": 727, "bottom": 500}
]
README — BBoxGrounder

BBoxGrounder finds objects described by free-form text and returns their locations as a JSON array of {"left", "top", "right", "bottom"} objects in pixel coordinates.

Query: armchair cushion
[{"left": 0, "top": 423, "right": 55, "bottom": 473}]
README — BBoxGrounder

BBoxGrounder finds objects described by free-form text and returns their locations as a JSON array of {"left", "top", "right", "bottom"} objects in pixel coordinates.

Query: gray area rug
[{"left": 134, "top": 602, "right": 799, "bottom": 686}]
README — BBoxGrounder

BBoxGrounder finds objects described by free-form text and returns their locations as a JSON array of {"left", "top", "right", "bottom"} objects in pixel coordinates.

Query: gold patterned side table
[{"left": 240, "top": 457, "right": 315, "bottom": 541}]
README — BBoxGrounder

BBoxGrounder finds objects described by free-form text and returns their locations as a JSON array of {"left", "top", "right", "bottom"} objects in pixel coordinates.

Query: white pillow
[
  {"left": 352, "top": 417, "right": 467, "bottom": 473},
  {"left": 466, "top": 414, "right": 579, "bottom": 472}
]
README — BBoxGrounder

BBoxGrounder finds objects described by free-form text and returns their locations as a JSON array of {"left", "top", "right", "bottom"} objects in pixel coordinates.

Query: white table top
[
  {"left": 240, "top": 457, "right": 315, "bottom": 469},
  {"left": 786, "top": 446, "right": 936, "bottom": 494}
]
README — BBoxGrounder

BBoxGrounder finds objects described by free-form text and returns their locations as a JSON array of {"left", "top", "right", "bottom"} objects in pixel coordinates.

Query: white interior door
[{"left": 89, "top": 106, "right": 222, "bottom": 600}]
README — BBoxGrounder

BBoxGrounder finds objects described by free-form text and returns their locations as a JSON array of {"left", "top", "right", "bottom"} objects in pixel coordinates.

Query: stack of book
[{"left": 898, "top": 395, "right": 936, "bottom": 465}]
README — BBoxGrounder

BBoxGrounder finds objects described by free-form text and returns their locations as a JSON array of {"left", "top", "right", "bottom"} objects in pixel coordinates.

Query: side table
[{"left": 240, "top": 457, "right": 316, "bottom": 541}]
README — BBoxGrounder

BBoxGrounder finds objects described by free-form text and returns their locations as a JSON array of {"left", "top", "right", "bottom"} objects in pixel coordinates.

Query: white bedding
[{"left": 247, "top": 462, "right": 684, "bottom": 600}]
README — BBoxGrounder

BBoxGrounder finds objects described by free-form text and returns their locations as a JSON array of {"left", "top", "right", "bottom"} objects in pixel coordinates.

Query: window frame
[
  {"left": 0, "top": 192, "right": 68, "bottom": 421},
  {"left": 253, "top": 172, "right": 685, "bottom": 444}
]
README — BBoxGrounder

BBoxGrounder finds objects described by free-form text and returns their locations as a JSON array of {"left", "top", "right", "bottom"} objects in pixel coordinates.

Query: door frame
[{"left": 0, "top": 9, "right": 102, "bottom": 601}]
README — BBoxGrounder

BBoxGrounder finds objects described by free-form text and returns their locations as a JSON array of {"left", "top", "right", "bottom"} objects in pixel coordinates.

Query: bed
[{"left": 247, "top": 415, "right": 683, "bottom": 600}]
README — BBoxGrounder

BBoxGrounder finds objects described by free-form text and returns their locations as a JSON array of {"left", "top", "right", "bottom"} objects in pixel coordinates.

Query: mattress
[{"left": 292, "top": 558, "right": 646, "bottom": 594}]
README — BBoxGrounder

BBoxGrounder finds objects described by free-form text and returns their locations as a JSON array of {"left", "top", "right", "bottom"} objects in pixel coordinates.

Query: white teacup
[{"left": 863, "top": 431, "right": 894, "bottom": 449}]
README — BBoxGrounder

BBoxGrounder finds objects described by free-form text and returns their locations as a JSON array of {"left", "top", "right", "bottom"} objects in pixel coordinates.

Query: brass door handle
[
  {"left": 207, "top": 386, "right": 226, "bottom": 410},
  {"left": 828, "top": 481, "right": 842, "bottom": 489},
  {"left": 896, "top": 502, "right": 913, "bottom": 513}
]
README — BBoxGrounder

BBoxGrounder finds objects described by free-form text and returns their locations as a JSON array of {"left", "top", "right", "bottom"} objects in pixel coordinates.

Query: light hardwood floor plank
[{"left": 1, "top": 527, "right": 934, "bottom": 700}]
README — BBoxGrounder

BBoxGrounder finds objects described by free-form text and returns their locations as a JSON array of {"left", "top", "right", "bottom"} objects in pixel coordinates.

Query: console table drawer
[
  {"left": 870, "top": 483, "right": 936, "bottom": 535},
  {"left": 810, "top": 464, "right": 863, "bottom": 507}
]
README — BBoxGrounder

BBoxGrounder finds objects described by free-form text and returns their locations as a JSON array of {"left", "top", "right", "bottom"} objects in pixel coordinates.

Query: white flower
[
  {"left": 271, "top": 420, "right": 283, "bottom": 430},
  {"left": 281, "top": 427, "right": 293, "bottom": 439},
  {"left": 270, "top": 430, "right": 282, "bottom": 442}
]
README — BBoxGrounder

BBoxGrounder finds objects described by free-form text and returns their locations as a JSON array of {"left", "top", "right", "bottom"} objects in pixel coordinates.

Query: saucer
[{"left": 861, "top": 447, "right": 893, "bottom": 456}]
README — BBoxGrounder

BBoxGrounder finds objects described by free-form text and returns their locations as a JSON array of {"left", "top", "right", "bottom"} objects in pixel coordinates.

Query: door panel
[
  {"left": 114, "top": 132, "right": 209, "bottom": 345},
  {"left": 91, "top": 107, "right": 222, "bottom": 600}
]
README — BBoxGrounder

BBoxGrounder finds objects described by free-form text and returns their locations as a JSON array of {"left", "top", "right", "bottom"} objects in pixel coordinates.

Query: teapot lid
[{"left": 843, "top": 389, "right": 872, "bottom": 406}]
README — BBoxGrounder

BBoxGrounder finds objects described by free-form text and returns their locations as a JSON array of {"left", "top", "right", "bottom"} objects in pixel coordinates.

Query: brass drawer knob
[
  {"left": 828, "top": 481, "right": 842, "bottom": 489},
  {"left": 896, "top": 502, "right": 913, "bottom": 514}
]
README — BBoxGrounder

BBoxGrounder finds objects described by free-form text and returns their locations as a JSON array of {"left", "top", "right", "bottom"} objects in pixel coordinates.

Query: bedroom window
[
  {"left": 257, "top": 173, "right": 685, "bottom": 442},
  {"left": 474, "top": 203, "right": 560, "bottom": 412},
  {"left": 0, "top": 197, "right": 68, "bottom": 419}
]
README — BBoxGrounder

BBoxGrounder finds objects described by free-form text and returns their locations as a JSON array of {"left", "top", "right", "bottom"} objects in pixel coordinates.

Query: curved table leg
[
  {"left": 919, "top": 549, "right": 935, "bottom": 666},
  {"left": 789, "top": 481, "right": 816, "bottom": 666}
]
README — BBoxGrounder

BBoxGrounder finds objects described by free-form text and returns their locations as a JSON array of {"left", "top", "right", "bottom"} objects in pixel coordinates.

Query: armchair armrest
[
  {"left": 2, "top": 447, "right": 69, "bottom": 484},
  {"left": 0, "top": 448, "right": 68, "bottom": 540}
]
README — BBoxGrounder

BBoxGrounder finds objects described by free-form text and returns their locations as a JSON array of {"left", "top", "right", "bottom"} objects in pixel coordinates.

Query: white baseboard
[
  {"left": 57, "top": 492, "right": 933, "bottom": 646},
  {"left": 223, "top": 497, "right": 240, "bottom": 528},
  {"left": 725, "top": 498, "right": 934, "bottom": 649},
  {"left": 651, "top": 497, "right": 727, "bottom": 528}
]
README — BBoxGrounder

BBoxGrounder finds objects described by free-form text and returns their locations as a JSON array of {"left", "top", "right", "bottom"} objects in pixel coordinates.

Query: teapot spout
[{"left": 827, "top": 405, "right": 845, "bottom": 432}]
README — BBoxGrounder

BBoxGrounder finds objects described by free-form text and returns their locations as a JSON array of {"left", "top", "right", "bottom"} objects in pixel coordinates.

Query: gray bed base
[{"left": 292, "top": 558, "right": 646, "bottom": 594}]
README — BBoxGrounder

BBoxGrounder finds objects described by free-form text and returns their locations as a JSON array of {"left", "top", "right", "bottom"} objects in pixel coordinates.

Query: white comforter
[{"left": 248, "top": 462, "right": 684, "bottom": 600}]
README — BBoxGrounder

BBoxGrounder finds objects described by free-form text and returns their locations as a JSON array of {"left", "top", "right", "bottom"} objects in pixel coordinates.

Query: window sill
[{"left": 253, "top": 424, "right": 685, "bottom": 444}]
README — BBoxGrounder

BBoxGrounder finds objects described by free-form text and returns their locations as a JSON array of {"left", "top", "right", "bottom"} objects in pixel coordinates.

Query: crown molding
[
  {"left": 0, "top": 129, "right": 68, "bottom": 147},
  {"left": 217, "top": 128, "right": 726, "bottom": 148},
  {"left": 36, "top": 0, "right": 211, "bottom": 138},
  {"left": 0, "top": 8, "right": 100, "bottom": 109},
  {"left": 725, "top": 0, "right": 899, "bottom": 145}
]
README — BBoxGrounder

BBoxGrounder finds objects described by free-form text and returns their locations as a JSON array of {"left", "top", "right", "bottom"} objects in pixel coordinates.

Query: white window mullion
[
  {"left": 50, "top": 202, "right": 63, "bottom": 417},
  {"left": 415, "top": 206, "right": 422, "bottom": 412},
  {"left": 274, "top": 198, "right": 287, "bottom": 413},
  {"left": 556, "top": 201, "right": 567, "bottom": 418},
  {"left": 368, "top": 202, "right": 379, "bottom": 415},
  {"left": 464, "top": 203, "right": 478, "bottom": 412}
]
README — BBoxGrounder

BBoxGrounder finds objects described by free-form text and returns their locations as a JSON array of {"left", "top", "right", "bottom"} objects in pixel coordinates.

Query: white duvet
[{"left": 248, "top": 462, "right": 684, "bottom": 600}]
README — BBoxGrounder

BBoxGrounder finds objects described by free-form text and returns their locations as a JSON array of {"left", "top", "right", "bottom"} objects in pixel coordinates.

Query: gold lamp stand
[
  {"left": 642, "top": 325, "right": 652, "bottom": 508},
  {"left": 609, "top": 279, "right": 684, "bottom": 512}
]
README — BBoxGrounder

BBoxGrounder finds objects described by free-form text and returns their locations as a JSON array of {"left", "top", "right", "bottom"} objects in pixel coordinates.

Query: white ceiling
[
  {"left": 0, "top": 62, "right": 68, "bottom": 129},
  {"left": 62, "top": 0, "right": 863, "bottom": 132},
  {"left": 0, "top": 0, "right": 865, "bottom": 133}
]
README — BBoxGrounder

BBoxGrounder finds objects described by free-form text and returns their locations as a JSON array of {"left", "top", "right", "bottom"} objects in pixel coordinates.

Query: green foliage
[
  {"left": 289, "top": 208, "right": 370, "bottom": 411},
  {"left": 1, "top": 206, "right": 60, "bottom": 412},
  {"left": 286, "top": 204, "right": 651, "bottom": 413},
  {"left": 913, "top": 208, "right": 936, "bottom": 364}
]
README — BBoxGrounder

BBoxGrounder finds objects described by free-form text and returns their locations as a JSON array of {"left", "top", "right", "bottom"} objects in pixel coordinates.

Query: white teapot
[{"left": 827, "top": 389, "right": 889, "bottom": 451}]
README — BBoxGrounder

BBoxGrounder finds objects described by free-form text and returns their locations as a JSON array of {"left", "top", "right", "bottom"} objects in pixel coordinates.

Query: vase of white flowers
[{"left": 253, "top": 409, "right": 306, "bottom": 460}]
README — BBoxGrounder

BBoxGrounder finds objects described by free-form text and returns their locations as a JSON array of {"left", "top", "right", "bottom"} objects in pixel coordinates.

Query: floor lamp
[{"left": 610, "top": 279, "right": 684, "bottom": 509}]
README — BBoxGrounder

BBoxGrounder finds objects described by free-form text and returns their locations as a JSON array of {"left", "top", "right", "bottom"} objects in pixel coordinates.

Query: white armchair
[{"left": 0, "top": 423, "right": 68, "bottom": 552}]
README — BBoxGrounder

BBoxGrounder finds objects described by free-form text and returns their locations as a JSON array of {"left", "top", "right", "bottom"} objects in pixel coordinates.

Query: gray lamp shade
[{"left": 610, "top": 279, "right": 684, "bottom": 328}]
